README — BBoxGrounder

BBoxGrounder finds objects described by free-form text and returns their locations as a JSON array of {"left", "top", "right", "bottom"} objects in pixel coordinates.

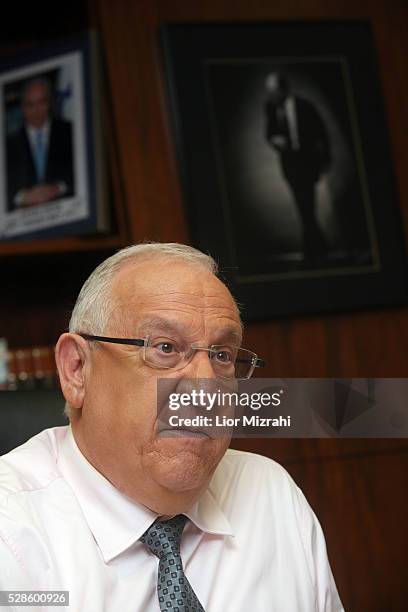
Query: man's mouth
[{"left": 157, "top": 428, "right": 210, "bottom": 439}]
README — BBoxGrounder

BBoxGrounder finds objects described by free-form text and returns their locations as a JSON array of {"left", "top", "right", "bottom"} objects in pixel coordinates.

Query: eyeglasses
[{"left": 78, "top": 333, "right": 266, "bottom": 380}]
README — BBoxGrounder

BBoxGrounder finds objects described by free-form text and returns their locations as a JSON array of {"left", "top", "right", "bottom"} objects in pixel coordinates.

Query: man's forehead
[
  {"left": 110, "top": 258, "right": 241, "bottom": 329},
  {"left": 113, "top": 259, "right": 233, "bottom": 302}
]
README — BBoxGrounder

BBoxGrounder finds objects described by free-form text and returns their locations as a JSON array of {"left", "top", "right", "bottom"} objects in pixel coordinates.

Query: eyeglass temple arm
[
  {"left": 78, "top": 333, "right": 145, "bottom": 347},
  {"left": 235, "top": 356, "right": 266, "bottom": 368},
  {"left": 255, "top": 358, "right": 266, "bottom": 368}
]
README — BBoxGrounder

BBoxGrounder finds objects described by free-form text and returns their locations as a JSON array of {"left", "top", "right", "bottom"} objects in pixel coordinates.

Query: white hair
[{"left": 69, "top": 242, "right": 219, "bottom": 334}]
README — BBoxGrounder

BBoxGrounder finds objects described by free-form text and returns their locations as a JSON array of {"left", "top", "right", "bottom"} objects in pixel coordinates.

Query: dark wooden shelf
[{"left": 0, "top": 233, "right": 127, "bottom": 257}]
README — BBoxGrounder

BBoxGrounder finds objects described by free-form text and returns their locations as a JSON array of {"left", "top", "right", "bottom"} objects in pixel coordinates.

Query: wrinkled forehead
[{"left": 109, "top": 258, "right": 242, "bottom": 335}]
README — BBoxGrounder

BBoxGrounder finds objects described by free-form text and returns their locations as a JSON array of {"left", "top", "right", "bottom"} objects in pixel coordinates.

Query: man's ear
[{"left": 55, "top": 333, "right": 89, "bottom": 411}]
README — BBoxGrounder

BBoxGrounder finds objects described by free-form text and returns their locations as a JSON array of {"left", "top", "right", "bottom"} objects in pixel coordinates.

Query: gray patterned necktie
[{"left": 140, "top": 514, "right": 205, "bottom": 612}]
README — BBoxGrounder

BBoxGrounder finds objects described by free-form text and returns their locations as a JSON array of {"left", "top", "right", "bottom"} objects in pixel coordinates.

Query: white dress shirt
[{"left": 0, "top": 426, "right": 344, "bottom": 612}]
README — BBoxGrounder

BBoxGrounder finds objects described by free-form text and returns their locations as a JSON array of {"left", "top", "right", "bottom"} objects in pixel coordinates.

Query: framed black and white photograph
[
  {"left": 0, "top": 32, "right": 109, "bottom": 241},
  {"left": 162, "top": 21, "right": 407, "bottom": 319}
]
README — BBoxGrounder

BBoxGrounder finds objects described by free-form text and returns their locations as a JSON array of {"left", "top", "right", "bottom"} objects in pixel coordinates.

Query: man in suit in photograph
[
  {"left": 6, "top": 77, "right": 74, "bottom": 211},
  {"left": 265, "top": 72, "right": 331, "bottom": 262}
]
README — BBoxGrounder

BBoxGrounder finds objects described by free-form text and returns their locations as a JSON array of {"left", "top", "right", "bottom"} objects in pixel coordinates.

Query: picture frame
[
  {"left": 161, "top": 21, "right": 407, "bottom": 320},
  {"left": 0, "top": 31, "right": 109, "bottom": 242}
]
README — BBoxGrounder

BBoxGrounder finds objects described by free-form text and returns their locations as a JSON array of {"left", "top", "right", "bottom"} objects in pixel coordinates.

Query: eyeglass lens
[{"left": 143, "top": 340, "right": 255, "bottom": 379}]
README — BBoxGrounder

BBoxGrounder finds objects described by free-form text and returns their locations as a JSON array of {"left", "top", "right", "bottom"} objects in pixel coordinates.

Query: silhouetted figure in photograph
[
  {"left": 265, "top": 72, "right": 331, "bottom": 262},
  {"left": 6, "top": 77, "right": 74, "bottom": 212}
]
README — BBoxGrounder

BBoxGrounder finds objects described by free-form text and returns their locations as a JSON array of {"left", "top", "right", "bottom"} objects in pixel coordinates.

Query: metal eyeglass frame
[{"left": 78, "top": 333, "right": 266, "bottom": 380}]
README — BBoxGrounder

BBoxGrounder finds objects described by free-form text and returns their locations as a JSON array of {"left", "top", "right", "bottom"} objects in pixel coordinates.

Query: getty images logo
[{"left": 168, "top": 389, "right": 284, "bottom": 411}]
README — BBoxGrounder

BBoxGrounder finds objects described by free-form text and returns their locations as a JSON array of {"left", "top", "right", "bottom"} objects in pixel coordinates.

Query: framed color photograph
[
  {"left": 0, "top": 32, "right": 109, "bottom": 241},
  {"left": 161, "top": 21, "right": 407, "bottom": 319}
]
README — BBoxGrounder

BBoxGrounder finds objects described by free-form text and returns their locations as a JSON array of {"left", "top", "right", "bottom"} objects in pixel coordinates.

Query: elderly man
[{"left": 0, "top": 243, "right": 344, "bottom": 611}]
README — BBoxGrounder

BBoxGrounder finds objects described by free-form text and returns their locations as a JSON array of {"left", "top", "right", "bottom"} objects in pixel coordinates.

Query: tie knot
[{"left": 140, "top": 514, "right": 188, "bottom": 559}]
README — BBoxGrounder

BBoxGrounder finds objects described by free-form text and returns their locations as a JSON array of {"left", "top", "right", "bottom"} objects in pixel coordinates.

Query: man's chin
[{"left": 152, "top": 459, "right": 210, "bottom": 493}]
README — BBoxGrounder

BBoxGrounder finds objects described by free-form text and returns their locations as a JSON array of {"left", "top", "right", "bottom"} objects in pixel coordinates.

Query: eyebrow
[{"left": 137, "top": 316, "right": 242, "bottom": 342}]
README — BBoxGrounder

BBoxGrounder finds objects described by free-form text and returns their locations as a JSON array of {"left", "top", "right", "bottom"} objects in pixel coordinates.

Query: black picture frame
[
  {"left": 161, "top": 21, "right": 407, "bottom": 320},
  {"left": 0, "top": 31, "right": 109, "bottom": 242}
]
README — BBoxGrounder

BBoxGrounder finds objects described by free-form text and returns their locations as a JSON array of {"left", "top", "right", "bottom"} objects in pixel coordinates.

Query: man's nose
[{"left": 185, "top": 349, "right": 217, "bottom": 379}]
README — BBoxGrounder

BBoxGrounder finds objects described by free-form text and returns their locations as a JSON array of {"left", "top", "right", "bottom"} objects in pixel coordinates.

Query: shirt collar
[{"left": 57, "top": 426, "right": 233, "bottom": 563}]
